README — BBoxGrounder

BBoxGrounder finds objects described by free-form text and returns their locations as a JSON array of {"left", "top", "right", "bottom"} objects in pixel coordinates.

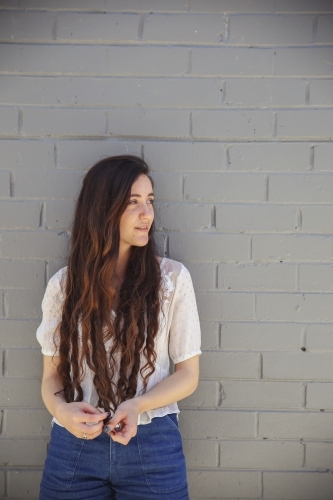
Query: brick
[
  {"left": 200, "top": 351, "right": 260, "bottom": 379},
  {"left": 144, "top": 142, "right": 224, "bottom": 172},
  {"left": 4, "top": 409, "right": 51, "bottom": 437},
  {"left": 0, "top": 320, "right": 40, "bottom": 348},
  {"left": 196, "top": 292, "right": 254, "bottom": 321},
  {"left": 314, "top": 143, "right": 333, "bottom": 171},
  {"left": 0, "top": 76, "right": 223, "bottom": 108},
  {"left": 317, "top": 15, "right": 333, "bottom": 42},
  {"left": 0, "top": 44, "right": 188, "bottom": 76},
  {"left": 7, "top": 470, "right": 43, "bottom": 498},
  {"left": 275, "top": 48, "right": 333, "bottom": 76},
  {"left": 0, "top": 11, "right": 52, "bottom": 41},
  {"left": 22, "top": 108, "right": 107, "bottom": 137},
  {"left": 190, "top": 0, "right": 275, "bottom": 12},
  {"left": 185, "top": 173, "right": 266, "bottom": 202},
  {"left": 309, "top": 79, "right": 333, "bottom": 105},
  {"left": 0, "top": 438, "right": 47, "bottom": 466},
  {"left": 150, "top": 173, "right": 182, "bottom": 200},
  {"left": 192, "top": 47, "right": 273, "bottom": 76},
  {"left": 259, "top": 411, "right": 333, "bottom": 439},
  {"left": 57, "top": 13, "right": 139, "bottom": 42},
  {"left": 200, "top": 321, "right": 220, "bottom": 350},
  {"left": 0, "top": 259, "right": 44, "bottom": 288},
  {"left": 5, "top": 348, "right": 43, "bottom": 377},
  {"left": 0, "top": 231, "right": 69, "bottom": 259},
  {"left": 192, "top": 110, "right": 272, "bottom": 139},
  {"left": 188, "top": 471, "right": 260, "bottom": 499},
  {"left": 0, "top": 140, "right": 54, "bottom": 170},
  {"left": 221, "top": 322, "right": 302, "bottom": 351},
  {"left": 218, "top": 262, "right": 295, "bottom": 291},
  {"left": 216, "top": 204, "right": 296, "bottom": 233},
  {"left": 306, "top": 383, "right": 333, "bottom": 409},
  {"left": 252, "top": 234, "right": 333, "bottom": 261},
  {"left": 227, "top": 142, "right": 310, "bottom": 172},
  {"left": 47, "top": 259, "right": 67, "bottom": 280},
  {"left": 143, "top": 13, "right": 225, "bottom": 44},
  {"left": 219, "top": 440, "right": 303, "bottom": 469},
  {"left": 58, "top": 140, "right": 140, "bottom": 170},
  {"left": 0, "top": 201, "right": 41, "bottom": 229},
  {"left": 0, "top": 171, "right": 10, "bottom": 197},
  {"left": 275, "top": 1, "right": 333, "bottom": 12},
  {"left": 225, "top": 78, "right": 305, "bottom": 106},
  {"left": 229, "top": 14, "right": 313, "bottom": 45},
  {"left": 257, "top": 293, "right": 333, "bottom": 322},
  {"left": 15, "top": 170, "right": 82, "bottom": 199},
  {"left": 169, "top": 232, "right": 249, "bottom": 262},
  {"left": 301, "top": 206, "right": 333, "bottom": 233},
  {"left": 180, "top": 409, "right": 256, "bottom": 439},
  {"left": 299, "top": 264, "right": 333, "bottom": 291},
  {"left": 179, "top": 381, "right": 219, "bottom": 408},
  {"left": 19, "top": 0, "right": 106, "bottom": 9},
  {"left": 108, "top": 109, "right": 189, "bottom": 139},
  {"left": 154, "top": 232, "right": 167, "bottom": 257},
  {"left": 262, "top": 472, "right": 333, "bottom": 500},
  {"left": 6, "top": 289, "right": 45, "bottom": 319},
  {"left": 155, "top": 203, "right": 211, "bottom": 231},
  {"left": 183, "top": 439, "right": 219, "bottom": 468},
  {"left": 0, "top": 378, "right": 44, "bottom": 407},
  {"left": 45, "top": 201, "right": 75, "bottom": 229},
  {"left": 306, "top": 442, "right": 333, "bottom": 469},
  {"left": 278, "top": 110, "right": 333, "bottom": 138},
  {"left": 0, "top": 107, "right": 18, "bottom": 135},
  {"left": 220, "top": 381, "right": 302, "bottom": 409},
  {"left": 182, "top": 262, "right": 215, "bottom": 291},
  {"left": 306, "top": 324, "right": 333, "bottom": 351},
  {"left": 263, "top": 352, "right": 333, "bottom": 380},
  {"left": 270, "top": 174, "right": 333, "bottom": 203}
]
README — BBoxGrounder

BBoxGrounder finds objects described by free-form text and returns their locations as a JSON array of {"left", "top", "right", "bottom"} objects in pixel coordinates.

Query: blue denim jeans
[{"left": 39, "top": 414, "right": 189, "bottom": 500}]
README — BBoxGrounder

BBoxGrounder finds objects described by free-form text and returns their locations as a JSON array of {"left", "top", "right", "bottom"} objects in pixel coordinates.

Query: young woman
[{"left": 37, "top": 155, "right": 201, "bottom": 500}]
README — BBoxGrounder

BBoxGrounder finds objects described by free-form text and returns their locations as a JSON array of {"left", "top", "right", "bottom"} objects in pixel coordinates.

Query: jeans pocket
[
  {"left": 41, "top": 424, "right": 85, "bottom": 492},
  {"left": 137, "top": 414, "right": 188, "bottom": 494}
]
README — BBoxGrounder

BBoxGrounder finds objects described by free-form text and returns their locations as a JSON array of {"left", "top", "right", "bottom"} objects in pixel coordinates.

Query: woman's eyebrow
[{"left": 130, "top": 192, "right": 154, "bottom": 197}]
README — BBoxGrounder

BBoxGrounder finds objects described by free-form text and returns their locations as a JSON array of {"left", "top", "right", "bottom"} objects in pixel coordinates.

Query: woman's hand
[
  {"left": 104, "top": 399, "right": 140, "bottom": 445},
  {"left": 55, "top": 400, "right": 109, "bottom": 440}
]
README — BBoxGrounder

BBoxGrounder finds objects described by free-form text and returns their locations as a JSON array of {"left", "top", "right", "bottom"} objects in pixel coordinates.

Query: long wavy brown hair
[{"left": 56, "top": 155, "right": 161, "bottom": 412}]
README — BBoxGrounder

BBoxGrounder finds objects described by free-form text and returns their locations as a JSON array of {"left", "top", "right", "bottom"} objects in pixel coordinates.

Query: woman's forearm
[{"left": 134, "top": 355, "right": 199, "bottom": 415}]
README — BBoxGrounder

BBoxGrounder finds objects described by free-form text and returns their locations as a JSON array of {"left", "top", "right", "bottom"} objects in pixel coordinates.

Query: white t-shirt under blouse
[{"left": 36, "top": 257, "right": 201, "bottom": 425}]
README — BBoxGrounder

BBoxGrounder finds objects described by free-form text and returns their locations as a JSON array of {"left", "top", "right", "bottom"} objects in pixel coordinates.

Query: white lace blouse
[{"left": 36, "top": 257, "right": 201, "bottom": 425}]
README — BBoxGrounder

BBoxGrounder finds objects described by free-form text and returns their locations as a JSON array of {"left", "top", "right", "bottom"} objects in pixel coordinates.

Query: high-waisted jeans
[{"left": 39, "top": 413, "right": 189, "bottom": 500}]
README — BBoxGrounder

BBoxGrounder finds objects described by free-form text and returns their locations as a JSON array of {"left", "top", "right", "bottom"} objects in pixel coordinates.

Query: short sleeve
[
  {"left": 168, "top": 265, "right": 201, "bottom": 364},
  {"left": 36, "top": 268, "right": 66, "bottom": 356}
]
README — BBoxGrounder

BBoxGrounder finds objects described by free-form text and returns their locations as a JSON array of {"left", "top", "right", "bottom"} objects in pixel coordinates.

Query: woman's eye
[{"left": 148, "top": 199, "right": 154, "bottom": 204}]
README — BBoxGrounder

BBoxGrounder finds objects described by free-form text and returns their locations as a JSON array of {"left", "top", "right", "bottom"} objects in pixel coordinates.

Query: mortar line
[
  {"left": 301, "top": 441, "right": 306, "bottom": 468},
  {"left": 265, "top": 175, "right": 269, "bottom": 201},
  {"left": 52, "top": 12, "right": 58, "bottom": 40},
  {"left": 224, "top": 15, "right": 230, "bottom": 43},
  {"left": 220, "top": 79, "right": 226, "bottom": 105},
  {"left": 255, "top": 411, "right": 259, "bottom": 438},
  {"left": 18, "top": 107, "right": 23, "bottom": 135},
  {"left": 249, "top": 236, "right": 253, "bottom": 260},
  {"left": 3, "top": 292, "right": 8, "bottom": 319},
  {"left": 137, "top": 13, "right": 145, "bottom": 41},
  {"left": 164, "top": 235, "right": 169, "bottom": 258},
  {"left": 309, "top": 145, "right": 315, "bottom": 170},
  {"left": 2, "top": 349, "right": 8, "bottom": 377},
  {"left": 0, "top": 409, "right": 4, "bottom": 437},
  {"left": 218, "top": 323, "right": 222, "bottom": 349},
  {"left": 305, "top": 81, "right": 310, "bottom": 105},
  {"left": 301, "top": 383, "right": 307, "bottom": 408},
  {"left": 271, "top": 111, "right": 277, "bottom": 137},
  {"left": 140, "top": 143, "right": 144, "bottom": 160},
  {"left": 186, "top": 48, "right": 192, "bottom": 74},
  {"left": 104, "top": 110, "right": 109, "bottom": 135},
  {"left": 312, "top": 15, "right": 318, "bottom": 43},
  {"left": 211, "top": 204, "right": 216, "bottom": 229},
  {"left": 260, "top": 471, "right": 264, "bottom": 498},
  {"left": 181, "top": 175, "right": 185, "bottom": 200},
  {"left": 189, "top": 111, "right": 193, "bottom": 138},
  {"left": 45, "top": 260, "right": 49, "bottom": 287},
  {"left": 54, "top": 141, "right": 59, "bottom": 168},
  {"left": 215, "top": 263, "right": 218, "bottom": 289},
  {"left": 9, "top": 171, "right": 15, "bottom": 197},
  {"left": 39, "top": 202, "right": 46, "bottom": 229}
]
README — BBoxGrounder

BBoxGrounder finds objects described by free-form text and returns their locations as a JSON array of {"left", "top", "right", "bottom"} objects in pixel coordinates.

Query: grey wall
[{"left": 1, "top": 1, "right": 333, "bottom": 499}]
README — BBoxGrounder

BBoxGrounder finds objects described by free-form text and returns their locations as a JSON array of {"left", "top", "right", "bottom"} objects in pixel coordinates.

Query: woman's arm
[
  {"left": 105, "top": 354, "right": 199, "bottom": 445},
  {"left": 42, "top": 355, "right": 108, "bottom": 439}
]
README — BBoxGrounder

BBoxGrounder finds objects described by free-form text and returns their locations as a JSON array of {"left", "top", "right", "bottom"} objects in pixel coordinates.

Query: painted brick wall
[{"left": 0, "top": 1, "right": 333, "bottom": 499}]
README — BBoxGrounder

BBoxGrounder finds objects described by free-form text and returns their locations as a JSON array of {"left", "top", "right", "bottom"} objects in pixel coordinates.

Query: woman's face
[{"left": 119, "top": 174, "right": 154, "bottom": 254}]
